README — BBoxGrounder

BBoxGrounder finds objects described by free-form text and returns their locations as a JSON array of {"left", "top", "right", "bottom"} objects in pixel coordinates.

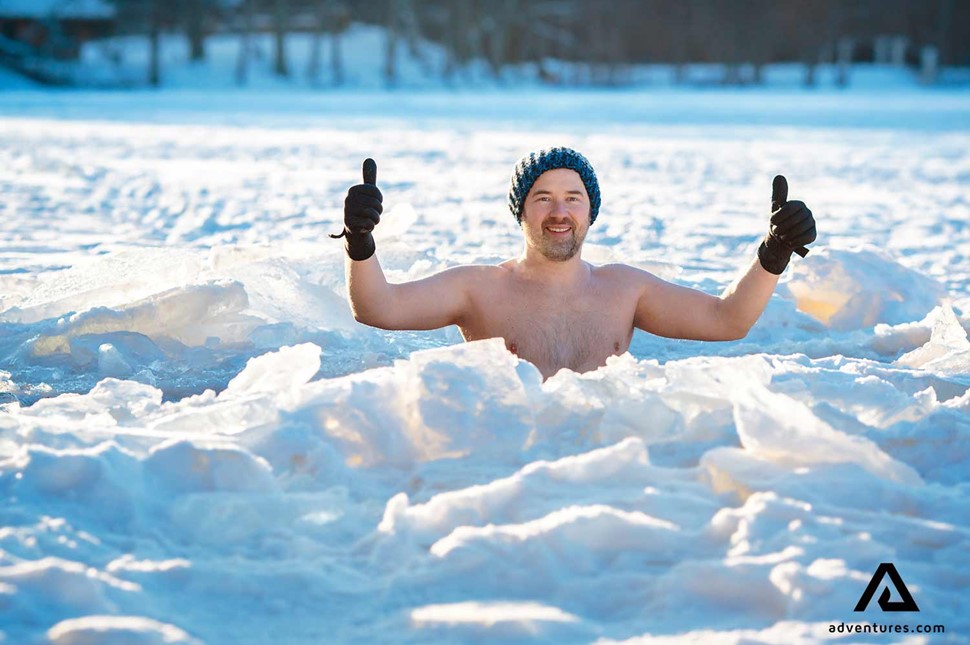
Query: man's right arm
[
  {"left": 347, "top": 256, "right": 472, "bottom": 330},
  {"left": 337, "top": 158, "right": 473, "bottom": 331}
]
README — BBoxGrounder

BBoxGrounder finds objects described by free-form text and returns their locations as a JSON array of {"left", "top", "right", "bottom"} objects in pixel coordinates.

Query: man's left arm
[
  {"left": 634, "top": 176, "right": 816, "bottom": 341},
  {"left": 712, "top": 255, "right": 783, "bottom": 339}
]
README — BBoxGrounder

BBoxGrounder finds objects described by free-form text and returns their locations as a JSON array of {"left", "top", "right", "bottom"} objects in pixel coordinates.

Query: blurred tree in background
[{"left": 11, "top": 0, "right": 969, "bottom": 86}]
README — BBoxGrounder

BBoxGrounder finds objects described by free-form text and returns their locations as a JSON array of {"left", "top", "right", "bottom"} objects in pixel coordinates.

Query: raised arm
[
  {"left": 634, "top": 175, "right": 816, "bottom": 341},
  {"left": 336, "top": 158, "right": 471, "bottom": 330},
  {"left": 631, "top": 258, "right": 779, "bottom": 341}
]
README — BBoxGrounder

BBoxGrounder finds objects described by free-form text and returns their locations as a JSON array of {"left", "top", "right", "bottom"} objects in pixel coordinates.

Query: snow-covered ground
[{"left": 1, "top": 29, "right": 970, "bottom": 645}]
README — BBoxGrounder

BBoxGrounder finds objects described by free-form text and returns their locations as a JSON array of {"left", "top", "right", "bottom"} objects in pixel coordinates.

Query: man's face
[{"left": 521, "top": 168, "right": 590, "bottom": 262}]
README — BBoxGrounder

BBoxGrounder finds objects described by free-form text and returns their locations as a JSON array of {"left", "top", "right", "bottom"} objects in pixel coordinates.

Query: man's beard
[{"left": 527, "top": 220, "right": 586, "bottom": 261}]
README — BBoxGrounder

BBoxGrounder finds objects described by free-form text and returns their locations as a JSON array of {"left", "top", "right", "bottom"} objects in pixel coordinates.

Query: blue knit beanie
[{"left": 508, "top": 147, "right": 601, "bottom": 226}]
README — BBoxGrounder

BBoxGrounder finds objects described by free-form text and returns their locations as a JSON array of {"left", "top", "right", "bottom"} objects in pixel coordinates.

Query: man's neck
[{"left": 514, "top": 248, "right": 591, "bottom": 289}]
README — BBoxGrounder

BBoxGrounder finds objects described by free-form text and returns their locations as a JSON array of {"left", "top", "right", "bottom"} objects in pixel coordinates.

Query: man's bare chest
[{"left": 461, "top": 281, "right": 635, "bottom": 377}]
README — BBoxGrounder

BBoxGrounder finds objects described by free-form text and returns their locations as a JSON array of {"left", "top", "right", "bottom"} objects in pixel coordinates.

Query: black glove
[
  {"left": 757, "top": 175, "right": 816, "bottom": 275},
  {"left": 330, "top": 158, "right": 382, "bottom": 261}
]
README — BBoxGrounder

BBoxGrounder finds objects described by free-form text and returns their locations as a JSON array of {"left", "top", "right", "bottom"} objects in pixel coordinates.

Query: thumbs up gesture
[
  {"left": 338, "top": 158, "right": 383, "bottom": 261},
  {"left": 758, "top": 175, "right": 816, "bottom": 275}
]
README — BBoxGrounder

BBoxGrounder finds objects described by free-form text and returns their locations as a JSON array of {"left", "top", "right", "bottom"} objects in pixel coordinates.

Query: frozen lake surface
[{"left": 1, "top": 87, "right": 969, "bottom": 643}]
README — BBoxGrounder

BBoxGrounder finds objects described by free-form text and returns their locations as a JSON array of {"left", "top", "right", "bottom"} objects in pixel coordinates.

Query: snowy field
[{"left": 2, "top": 62, "right": 970, "bottom": 643}]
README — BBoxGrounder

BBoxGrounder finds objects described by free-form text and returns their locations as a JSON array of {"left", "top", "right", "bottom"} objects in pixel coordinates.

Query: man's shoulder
[
  {"left": 436, "top": 263, "right": 511, "bottom": 289},
  {"left": 444, "top": 262, "right": 512, "bottom": 277},
  {"left": 592, "top": 262, "right": 653, "bottom": 280},
  {"left": 591, "top": 263, "right": 669, "bottom": 297}
]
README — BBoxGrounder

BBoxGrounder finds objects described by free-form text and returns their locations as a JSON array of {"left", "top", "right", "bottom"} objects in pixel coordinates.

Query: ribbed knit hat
[{"left": 508, "top": 147, "right": 601, "bottom": 225}]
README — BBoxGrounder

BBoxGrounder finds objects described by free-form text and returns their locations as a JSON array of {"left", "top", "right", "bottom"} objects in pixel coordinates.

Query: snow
[
  {"left": 1, "top": 26, "right": 969, "bottom": 645},
  {"left": 47, "top": 615, "right": 200, "bottom": 645}
]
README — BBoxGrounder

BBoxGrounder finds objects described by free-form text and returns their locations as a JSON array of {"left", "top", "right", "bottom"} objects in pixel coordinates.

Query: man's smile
[{"left": 545, "top": 225, "right": 572, "bottom": 235}]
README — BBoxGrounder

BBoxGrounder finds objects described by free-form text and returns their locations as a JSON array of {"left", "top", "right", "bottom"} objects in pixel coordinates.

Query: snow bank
[
  {"left": 2, "top": 337, "right": 968, "bottom": 642},
  {"left": 786, "top": 247, "right": 945, "bottom": 330},
  {"left": 896, "top": 303, "right": 970, "bottom": 375},
  {"left": 47, "top": 615, "right": 200, "bottom": 645}
]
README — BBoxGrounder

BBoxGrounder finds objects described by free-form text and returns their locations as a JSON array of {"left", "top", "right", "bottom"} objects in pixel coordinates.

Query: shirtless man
[{"left": 336, "top": 148, "right": 816, "bottom": 379}]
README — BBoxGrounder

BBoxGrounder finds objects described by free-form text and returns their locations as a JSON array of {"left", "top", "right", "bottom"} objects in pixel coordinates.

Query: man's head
[
  {"left": 508, "top": 147, "right": 601, "bottom": 226},
  {"left": 509, "top": 147, "right": 600, "bottom": 262}
]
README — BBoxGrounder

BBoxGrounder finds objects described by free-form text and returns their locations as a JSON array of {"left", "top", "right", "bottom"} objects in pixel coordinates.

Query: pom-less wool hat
[{"left": 508, "top": 147, "right": 601, "bottom": 225}]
